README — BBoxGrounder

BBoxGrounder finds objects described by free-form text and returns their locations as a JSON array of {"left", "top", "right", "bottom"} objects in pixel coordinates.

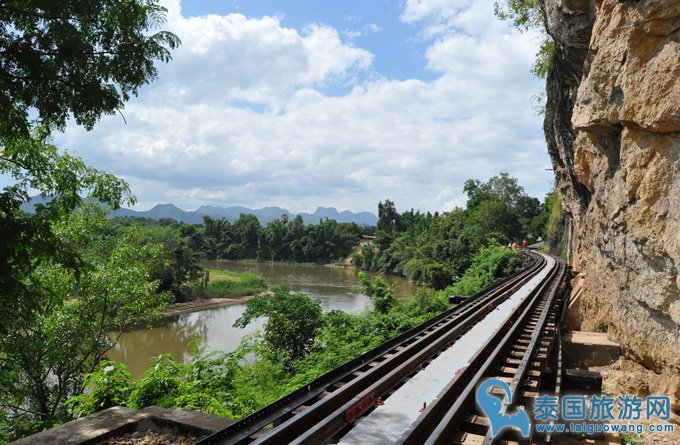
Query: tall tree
[
  {"left": 0, "top": 0, "right": 180, "bottom": 139},
  {"left": 376, "top": 200, "right": 400, "bottom": 249},
  {"left": 464, "top": 172, "right": 525, "bottom": 210},
  {"left": 0, "top": 2, "right": 179, "bottom": 438},
  {"left": 0, "top": 1, "right": 179, "bottom": 328},
  {"left": 0, "top": 207, "right": 170, "bottom": 438}
]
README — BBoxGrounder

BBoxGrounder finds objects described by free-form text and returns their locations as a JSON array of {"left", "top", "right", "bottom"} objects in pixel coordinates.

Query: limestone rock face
[{"left": 544, "top": 0, "right": 680, "bottom": 373}]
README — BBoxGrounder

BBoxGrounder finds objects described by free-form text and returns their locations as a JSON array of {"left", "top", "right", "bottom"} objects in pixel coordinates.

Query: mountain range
[{"left": 21, "top": 197, "right": 378, "bottom": 226}]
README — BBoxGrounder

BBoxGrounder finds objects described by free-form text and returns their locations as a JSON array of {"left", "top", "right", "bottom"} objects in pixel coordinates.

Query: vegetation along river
[{"left": 108, "top": 260, "right": 419, "bottom": 377}]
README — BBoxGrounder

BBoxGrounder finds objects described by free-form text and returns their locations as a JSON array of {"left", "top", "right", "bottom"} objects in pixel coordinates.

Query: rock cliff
[{"left": 543, "top": 0, "right": 680, "bottom": 373}]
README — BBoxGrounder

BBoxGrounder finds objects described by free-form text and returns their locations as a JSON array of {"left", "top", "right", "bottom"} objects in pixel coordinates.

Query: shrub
[{"left": 450, "top": 240, "right": 519, "bottom": 296}]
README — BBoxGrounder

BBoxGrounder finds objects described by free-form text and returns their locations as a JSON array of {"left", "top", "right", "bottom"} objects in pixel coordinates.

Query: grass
[
  {"left": 620, "top": 433, "right": 644, "bottom": 445},
  {"left": 202, "top": 268, "right": 267, "bottom": 298}
]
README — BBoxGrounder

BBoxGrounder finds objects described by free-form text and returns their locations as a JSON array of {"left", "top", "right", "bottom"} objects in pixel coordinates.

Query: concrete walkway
[{"left": 10, "top": 406, "right": 233, "bottom": 445}]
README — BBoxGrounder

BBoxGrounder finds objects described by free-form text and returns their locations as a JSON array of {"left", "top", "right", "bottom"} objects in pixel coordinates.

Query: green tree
[
  {"left": 0, "top": 0, "right": 179, "bottom": 327},
  {"left": 66, "top": 290, "right": 455, "bottom": 424},
  {"left": 233, "top": 213, "right": 261, "bottom": 259},
  {"left": 376, "top": 200, "right": 401, "bottom": 249},
  {"left": 358, "top": 272, "right": 395, "bottom": 314},
  {"left": 451, "top": 240, "right": 520, "bottom": 296},
  {"left": 285, "top": 215, "right": 306, "bottom": 261},
  {"left": 234, "top": 291, "right": 324, "bottom": 365},
  {"left": 515, "top": 194, "right": 543, "bottom": 237},
  {"left": 463, "top": 199, "right": 523, "bottom": 248},
  {"left": 464, "top": 172, "right": 525, "bottom": 210},
  {"left": 0, "top": 132, "right": 135, "bottom": 333},
  {"left": 201, "top": 216, "right": 233, "bottom": 259},
  {"left": 134, "top": 225, "right": 206, "bottom": 301},
  {"left": 0, "top": 2, "right": 178, "bottom": 439},
  {"left": 357, "top": 174, "right": 541, "bottom": 288},
  {"left": 0, "top": 207, "right": 170, "bottom": 439},
  {"left": 0, "top": 0, "right": 180, "bottom": 138},
  {"left": 493, "top": 0, "right": 552, "bottom": 78}
]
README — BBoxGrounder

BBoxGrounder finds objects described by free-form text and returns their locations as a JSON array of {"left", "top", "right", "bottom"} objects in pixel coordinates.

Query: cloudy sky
[{"left": 56, "top": 0, "right": 553, "bottom": 214}]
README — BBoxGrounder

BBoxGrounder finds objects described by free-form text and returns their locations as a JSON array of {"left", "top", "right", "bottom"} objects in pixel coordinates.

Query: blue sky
[
  {"left": 181, "top": 0, "right": 437, "bottom": 84},
  {"left": 48, "top": 0, "right": 552, "bottom": 213}
]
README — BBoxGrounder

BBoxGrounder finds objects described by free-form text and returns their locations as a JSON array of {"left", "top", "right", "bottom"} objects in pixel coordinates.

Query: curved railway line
[{"left": 197, "top": 251, "right": 569, "bottom": 445}]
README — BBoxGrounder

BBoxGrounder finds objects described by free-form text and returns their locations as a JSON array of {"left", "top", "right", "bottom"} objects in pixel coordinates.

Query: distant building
[{"left": 359, "top": 235, "right": 376, "bottom": 246}]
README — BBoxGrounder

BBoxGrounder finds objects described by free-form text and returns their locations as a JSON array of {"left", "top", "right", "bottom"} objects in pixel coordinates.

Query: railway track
[
  {"left": 397, "top": 256, "right": 567, "bottom": 445},
  {"left": 197, "top": 251, "right": 567, "bottom": 445}
]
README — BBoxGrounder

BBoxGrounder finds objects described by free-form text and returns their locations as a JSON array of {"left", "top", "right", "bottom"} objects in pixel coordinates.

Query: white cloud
[
  {"left": 343, "top": 23, "right": 382, "bottom": 41},
  {"left": 56, "top": 0, "right": 550, "bottom": 214},
  {"left": 153, "top": 3, "right": 373, "bottom": 107},
  {"left": 401, "top": 0, "right": 462, "bottom": 24}
]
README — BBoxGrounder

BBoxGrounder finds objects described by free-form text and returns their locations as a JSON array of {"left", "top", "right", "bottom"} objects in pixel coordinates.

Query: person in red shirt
[
  {"left": 512, "top": 242, "right": 518, "bottom": 252},
  {"left": 522, "top": 239, "right": 527, "bottom": 249}
]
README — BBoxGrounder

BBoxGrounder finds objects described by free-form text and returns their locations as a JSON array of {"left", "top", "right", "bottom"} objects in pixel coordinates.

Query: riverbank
[
  {"left": 163, "top": 294, "right": 268, "bottom": 317},
  {"left": 110, "top": 260, "right": 415, "bottom": 378}
]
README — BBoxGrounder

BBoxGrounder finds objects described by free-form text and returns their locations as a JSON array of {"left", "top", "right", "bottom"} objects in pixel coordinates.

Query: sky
[{"left": 53, "top": 0, "right": 552, "bottom": 214}]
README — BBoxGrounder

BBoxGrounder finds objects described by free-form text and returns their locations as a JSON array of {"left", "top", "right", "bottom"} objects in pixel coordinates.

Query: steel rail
[
  {"left": 400, "top": 256, "right": 564, "bottom": 445},
  {"left": 250, "top": 254, "right": 547, "bottom": 445},
  {"left": 479, "top": 258, "right": 565, "bottom": 445},
  {"left": 197, "top": 253, "right": 539, "bottom": 445},
  {"left": 545, "top": 327, "right": 564, "bottom": 444},
  {"left": 391, "top": 254, "right": 561, "bottom": 444}
]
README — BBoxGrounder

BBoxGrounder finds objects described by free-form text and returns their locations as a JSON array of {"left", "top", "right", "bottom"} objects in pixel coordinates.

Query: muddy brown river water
[{"left": 108, "top": 260, "right": 418, "bottom": 377}]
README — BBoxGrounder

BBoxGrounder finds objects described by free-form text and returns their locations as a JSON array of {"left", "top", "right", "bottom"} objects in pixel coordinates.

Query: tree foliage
[
  {"left": 132, "top": 224, "right": 207, "bottom": 301},
  {"left": 0, "top": 132, "right": 136, "bottom": 333},
  {"left": 356, "top": 173, "right": 545, "bottom": 289},
  {"left": 0, "top": 2, "right": 179, "bottom": 440},
  {"left": 0, "top": 0, "right": 180, "bottom": 138},
  {"left": 358, "top": 272, "right": 395, "bottom": 314},
  {"left": 0, "top": 207, "right": 170, "bottom": 440},
  {"left": 0, "top": 0, "right": 179, "bottom": 327},
  {"left": 67, "top": 289, "right": 452, "bottom": 421},
  {"left": 493, "top": 0, "right": 543, "bottom": 31},
  {"left": 197, "top": 214, "right": 362, "bottom": 263},
  {"left": 493, "top": 0, "right": 553, "bottom": 78},
  {"left": 234, "top": 291, "right": 324, "bottom": 364},
  {"left": 67, "top": 350, "right": 241, "bottom": 420},
  {"left": 450, "top": 240, "right": 520, "bottom": 296}
]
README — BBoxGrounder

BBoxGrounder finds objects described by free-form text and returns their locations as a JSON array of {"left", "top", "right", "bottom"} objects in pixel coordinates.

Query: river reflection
[
  {"left": 109, "top": 261, "right": 418, "bottom": 377},
  {"left": 109, "top": 305, "right": 265, "bottom": 377}
]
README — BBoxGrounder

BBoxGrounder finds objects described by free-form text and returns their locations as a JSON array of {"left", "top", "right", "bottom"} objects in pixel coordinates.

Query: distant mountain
[
  {"left": 121, "top": 204, "right": 377, "bottom": 226},
  {"left": 20, "top": 196, "right": 378, "bottom": 226},
  {"left": 19, "top": 195, "right": 53, "bottom": 213},
  {"left": 299, "top": 207, "right": 378, "bottom": 226},
  {"left": 195, "top": 205, "right": 293, "bottom": 224},
  {"left": 114, "top": 204, "right": 206, "bottom": 224}
]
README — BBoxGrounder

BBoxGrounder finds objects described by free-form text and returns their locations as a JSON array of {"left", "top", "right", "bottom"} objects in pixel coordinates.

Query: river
[{"left": 108, "top": 261, "right": 418, "bottom": 377}]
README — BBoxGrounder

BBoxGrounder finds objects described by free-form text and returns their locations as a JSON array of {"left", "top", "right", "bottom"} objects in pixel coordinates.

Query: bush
[
  {"left": 234, "top": 291, "right": 324, "bottom": 364},
  {"left": 66, "top": 287, "right": 455, "bottom": 422},
  {"left": 358, "top": 272, "right": 395, "bottom": 314},
  {"left": 67, "top": 349, "right": 241, "bottom": 419},
  {"left": 450, "top": 240, "right": 519, "bottom": 296},
  {"left": 66, "top": 361, "right": 133, "bottom": 418}
]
